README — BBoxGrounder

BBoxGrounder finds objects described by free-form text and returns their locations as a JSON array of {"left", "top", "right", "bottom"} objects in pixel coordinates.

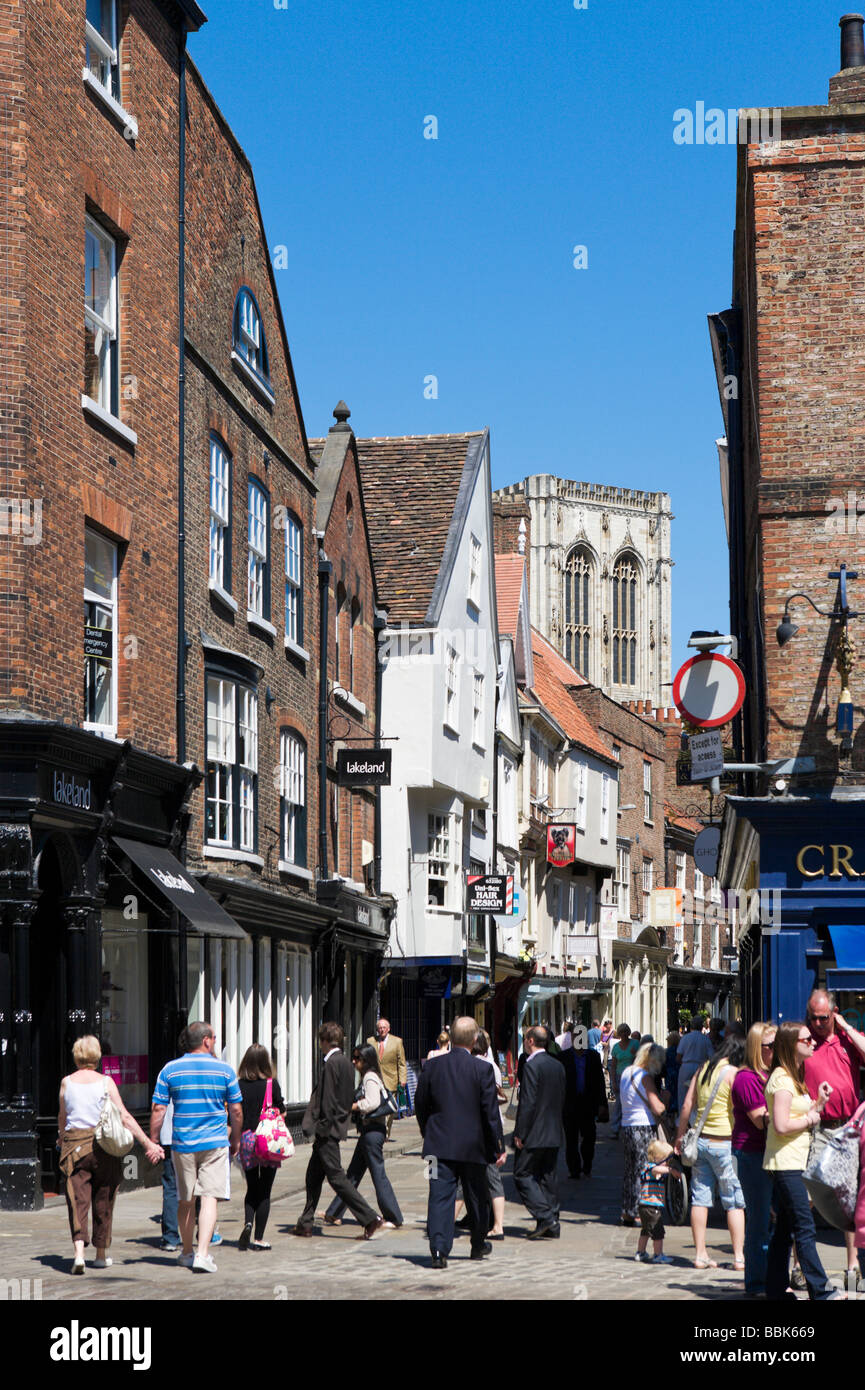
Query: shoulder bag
[
  {"left": 362, "top": 1073, "right": 400, "bottom": 1122},
  {"left": 94, "top": 1079, "right": 134, "bottom": 1158},
  {"left": 680, "top": 1064, "right": 729, "bottom": 1167},
  {"left": 253, "top": 1079, "right": 294, "bottom": 1165}
]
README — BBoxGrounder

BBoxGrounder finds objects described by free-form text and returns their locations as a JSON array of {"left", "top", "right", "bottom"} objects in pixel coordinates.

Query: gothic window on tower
[
  {"left": 563, "top": 545, "right": 592, "bottom": 677},
  {"left": 612, "top": 552, "right": 639, "bottom": 686}
]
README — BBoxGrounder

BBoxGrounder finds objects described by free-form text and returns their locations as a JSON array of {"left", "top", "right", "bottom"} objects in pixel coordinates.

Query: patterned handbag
[
  {"left": 253, "top": 1078, "right": 294, "bottom": 1165},
  {"left": 803, "top": 1102, "right": 865, "bottom": 1231}
]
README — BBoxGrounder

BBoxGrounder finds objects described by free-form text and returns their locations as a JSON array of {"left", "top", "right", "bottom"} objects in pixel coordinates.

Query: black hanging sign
[
  {"left": 336, "top": 748, "right": 392, "bottom": 786},
  {"left": 84, "top": 625, "right": 113, "bottom": 659}
]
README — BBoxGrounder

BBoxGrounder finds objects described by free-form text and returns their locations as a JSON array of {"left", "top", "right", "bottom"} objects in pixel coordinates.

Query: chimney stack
[{"left": 830, "top": 14, "right": 865, "bottom": 101}]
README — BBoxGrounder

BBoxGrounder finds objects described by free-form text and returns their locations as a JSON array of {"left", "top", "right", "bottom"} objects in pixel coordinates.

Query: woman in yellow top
[
  {"left": 763, "top": 1020, "right": 842, "bottom": 1301},
  {"left": 675, "top": 1034, "right": 746, "bottom": 1270}
]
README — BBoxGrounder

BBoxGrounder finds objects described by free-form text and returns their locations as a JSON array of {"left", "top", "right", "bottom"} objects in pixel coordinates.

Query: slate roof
[
  {"left": 494, "top": 555, "right": 525, "bottom": 638},
  {"left": 355, "top": 433, "right": 486, "bottom": 622},
  {"left": 529, "top": 630, "right": 618, "bottom": 767}
]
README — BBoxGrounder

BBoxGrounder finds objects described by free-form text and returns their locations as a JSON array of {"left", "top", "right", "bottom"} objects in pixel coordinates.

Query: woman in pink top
[
  {"left": 856, "top": 1111, "right": 865, "bottom": 1283},
  {"left": 731, "top": 1022, "right": 776, "bottom": 1296}
]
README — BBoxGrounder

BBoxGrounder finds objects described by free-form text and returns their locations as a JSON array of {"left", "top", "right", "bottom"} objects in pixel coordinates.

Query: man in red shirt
[{"left": 804, "top": 989, "right": 865, "bottom": 1278}]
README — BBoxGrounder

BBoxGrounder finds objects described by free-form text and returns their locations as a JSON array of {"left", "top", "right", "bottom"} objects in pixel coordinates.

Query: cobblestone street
[{"left": 0, "top": 1119, "right": 853, "bottom": 1302}]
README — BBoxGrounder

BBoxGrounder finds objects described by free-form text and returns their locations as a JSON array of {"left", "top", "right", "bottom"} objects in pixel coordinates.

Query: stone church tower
[{"left": 493, "top": 475, "right": 673, "bottom": 708}]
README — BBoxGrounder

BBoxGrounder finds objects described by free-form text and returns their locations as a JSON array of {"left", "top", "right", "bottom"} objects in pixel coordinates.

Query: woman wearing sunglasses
[{"left": 763, "top": 1021, "right": 844, "bottom": 1300}]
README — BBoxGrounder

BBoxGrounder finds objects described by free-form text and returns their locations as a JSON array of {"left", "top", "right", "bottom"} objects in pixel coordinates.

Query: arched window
[
  {"left": 564, "top": 545, "right": 593, "bottom": 676},
  {"left": 612, "top": 552, "right": 639, "bottom": 687},
  {"left": 233, "top": 287, "right": 270, "bottom": 389}
]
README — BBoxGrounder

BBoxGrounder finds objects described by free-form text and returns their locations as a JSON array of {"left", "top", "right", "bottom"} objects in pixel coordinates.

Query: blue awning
[{"left": 826, "top": 925, "right": 865, "bottom": 992}]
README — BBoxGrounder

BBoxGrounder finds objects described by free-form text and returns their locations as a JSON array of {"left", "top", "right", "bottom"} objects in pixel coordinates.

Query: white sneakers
[
  {"left": 192, "top": 1253, "right": 218, "bottom": 1274},
  {"left": 176, "top": 1252, "right": 195, "bottom": 1269},
  {"left": 92, "top": 1257, "right": 113, "bottom": 1269}
]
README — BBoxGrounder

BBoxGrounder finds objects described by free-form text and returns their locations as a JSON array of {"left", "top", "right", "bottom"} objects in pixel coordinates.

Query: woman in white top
[
  {"left": 426, "top": 1030, "right": 451, "bottom": 1061},
  {"left": 59, "top": 1035, "right": 163, "bottom": 1274},
  {"left": 619, "top": 1043, "right": 668, "bottom": 1225},
  {"left": 323, "top": 1043, "right": 403, "bottom": 1229}
]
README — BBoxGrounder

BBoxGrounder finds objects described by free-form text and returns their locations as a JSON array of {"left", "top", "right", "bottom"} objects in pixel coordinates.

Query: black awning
[{"left": 112, "top": 837, "right": 247, "bottom": 939}]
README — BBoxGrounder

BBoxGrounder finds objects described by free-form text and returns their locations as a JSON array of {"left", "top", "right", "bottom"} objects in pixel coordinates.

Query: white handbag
[{"left": 94, "top": 1080, "right": 134, "bottom": 1157}]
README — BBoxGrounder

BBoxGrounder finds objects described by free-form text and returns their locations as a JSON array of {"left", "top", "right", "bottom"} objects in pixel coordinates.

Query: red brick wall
[
  {"left": 6, "top": 1, "right": 184, "bottom": 755},
  {"left": 735, "top": 113, "right": 865, "bottom": 780},
  {"left": 322, "top": 436, "right": 377, "bottom": 884},
  {"left": 182, "top": 63, "right": 319, "bottom": 891}
]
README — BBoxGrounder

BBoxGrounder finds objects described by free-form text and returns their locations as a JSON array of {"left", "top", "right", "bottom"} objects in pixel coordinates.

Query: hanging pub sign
[
  {"left": 546, "top": 823, "right": 576, "bottom": 867},
  {"left": 466, "top": 874, "right": 510, "bottom": 914},
  {"left": 84, "top": 624, "right": 112, "bottom": 659},
  {"left": 336, "top": 748, "right": 392, "bottom": 786}
]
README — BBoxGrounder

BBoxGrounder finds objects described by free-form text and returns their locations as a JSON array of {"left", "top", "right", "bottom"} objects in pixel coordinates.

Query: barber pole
[{"left": 505, "top": 876, "right": 514, "bottom": 915}]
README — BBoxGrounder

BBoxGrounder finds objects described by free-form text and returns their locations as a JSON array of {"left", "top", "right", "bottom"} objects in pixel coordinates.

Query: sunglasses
[
  {"left": 809, "top": 1014, "right": 831, "bottom": 1023},
  {"left": 797, "top": 1035, "right": 815, "bottom": 1045}
]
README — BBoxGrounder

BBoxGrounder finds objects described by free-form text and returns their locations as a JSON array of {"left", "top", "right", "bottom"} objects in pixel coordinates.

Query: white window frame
[
  {"left": 284, "top": 514, "right": 302, "bottom": 646},
  {"left": 675, "top": 851, "right": 685, "bottom": 892},
  {"left": 642, "top": 857, "right": 653, "bottom": 918},
  {"left": 643, "top": 760, "right": 653, "bottom": 823},
  {"left": 576, "top": 760, "right": 587, "bottom": 830},
  {"left": 427, "top": 812, "right": 456, "bottom": 909},
  {"left": 695, "top": 866, "right": 705, "bottom": 899},
  {"left": 209, "top": 437, "right": 231, "bottom": 593},
  {"left": 84, "top": 216, "right": 117, "bottom": 417},
  {"left": 472, "top": 671, "right": 484, "bottom": 747},
  {"left": 83, "top": 528, "right": 118, "bottom": 737},
  {"left": 280, "top": 730, "right": 306, "bottom": 867},
  {"left": 444, "top": 645, "right": 459, "bottom": 732},
  {"left": 600, "top": 773, "right": 610, "bottom": 842},
  {"left": 614, "top": 843, "right": 631, "bottom": 920},
  {"left": 468, "top": 534, "right": 482, "bottom": 608},
  {"left": 85, "top": 1, "right": 118, "bottom": 99},
  {"left": 205, "top": 676, "right": 258, "bottom": 853},
  {"left": 531, "top": 729, "right": 550, "bottom": 802},
  {"left": 239, "top": 291, "right": 262, "bottom": 370},
  {"left": 693, "top": 916, "right": 702, "bottom": 963},
  {"left": 247, "top": 480, "right": 268, "bottom": 620}
]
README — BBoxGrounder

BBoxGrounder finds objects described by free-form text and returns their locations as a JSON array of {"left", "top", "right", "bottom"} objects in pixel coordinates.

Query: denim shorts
[{"left": 690, "top": 1137, "right": 745, "bottom": 1211}]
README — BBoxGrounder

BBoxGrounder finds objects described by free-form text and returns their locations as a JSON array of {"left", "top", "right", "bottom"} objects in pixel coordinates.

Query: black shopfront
[{"left": 0, "top": 722, "right": 244, "bottom": 1211}]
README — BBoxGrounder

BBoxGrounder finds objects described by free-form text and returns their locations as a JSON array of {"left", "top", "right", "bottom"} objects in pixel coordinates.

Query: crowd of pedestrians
[{"left": 54, "top": 992, "right": 865, "bottom": 1296}]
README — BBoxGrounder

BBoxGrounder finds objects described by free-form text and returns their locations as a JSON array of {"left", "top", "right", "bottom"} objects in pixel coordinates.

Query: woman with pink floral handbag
[{"left": 237, "top": 1045, "right": 292, "bottom": 1250}]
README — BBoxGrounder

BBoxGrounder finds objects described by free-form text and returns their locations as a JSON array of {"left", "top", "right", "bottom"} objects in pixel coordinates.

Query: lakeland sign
[
  {"left": 336, "top": 748, "right": 392, "bottom": 786},
  {"left": 52, "top": 770, "right": 94, "bottom": 810}
]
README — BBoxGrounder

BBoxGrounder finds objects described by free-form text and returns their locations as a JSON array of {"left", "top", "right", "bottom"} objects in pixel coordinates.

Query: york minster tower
[{"left": 493, "top": 475, "right": 673, "bottom": 709}]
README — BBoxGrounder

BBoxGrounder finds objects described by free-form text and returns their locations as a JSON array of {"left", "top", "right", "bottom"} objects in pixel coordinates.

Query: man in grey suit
[{"left": 513, "top": 1024, "right": 566, "bottom": 1239}]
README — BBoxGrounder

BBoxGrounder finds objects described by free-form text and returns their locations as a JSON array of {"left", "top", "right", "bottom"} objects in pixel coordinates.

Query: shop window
[{"left": 101, "top": 908, "right": 148, "bottom": 1110}]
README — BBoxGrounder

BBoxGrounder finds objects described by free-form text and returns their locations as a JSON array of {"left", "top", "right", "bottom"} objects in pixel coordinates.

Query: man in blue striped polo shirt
[{"left": 151, "top": 1021, "right": 242, "bottom": 1274}]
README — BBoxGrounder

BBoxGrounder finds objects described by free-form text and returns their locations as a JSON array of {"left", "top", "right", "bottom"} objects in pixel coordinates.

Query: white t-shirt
[
  {"left": 479, "top": 1054, "right": 503, "bottom": 1088},
  {"left": 619, "top": 1066, "right": 655, "bottom": 1127}
]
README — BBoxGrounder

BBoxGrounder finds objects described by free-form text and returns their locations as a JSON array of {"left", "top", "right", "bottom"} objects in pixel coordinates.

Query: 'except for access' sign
[{"left": 689, "top": 730, "right": 724, "bottom": 781}]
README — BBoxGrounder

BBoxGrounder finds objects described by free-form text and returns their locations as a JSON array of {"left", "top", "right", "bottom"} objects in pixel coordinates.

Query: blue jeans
[
  {"left": 325, "top": 1126, "right": 403, "bottom": 1226},
  {"left": 161, "top": 1144, "right": 179, "bottom": 1246},
  {"left": 734, "top": 1147, "right": 773, "bottom": 1293},
  {"left": 767, "top": 1170, "right": 833, "bottom": 1301}
]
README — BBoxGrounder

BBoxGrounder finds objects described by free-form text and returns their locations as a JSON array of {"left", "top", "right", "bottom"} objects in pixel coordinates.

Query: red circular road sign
[{"left": 672, "top": 653, "right": 745, "bottom": 729}]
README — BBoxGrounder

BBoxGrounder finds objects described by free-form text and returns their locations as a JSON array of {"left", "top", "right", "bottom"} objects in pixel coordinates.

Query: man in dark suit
[
  {"left": 513, "top": 1024, "right": 566, "bottom": 1238},
  {"left": 293, "top": 1021, "right": 384, "bottom": 1240},
  {"left": 559, "top": 1026, "right": 605, "bottom": 1179},
  {"left": 414, "top": 1015, "right": 506, "bottom": 1269}
]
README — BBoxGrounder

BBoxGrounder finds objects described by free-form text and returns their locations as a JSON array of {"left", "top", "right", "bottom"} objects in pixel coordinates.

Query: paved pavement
[{"left": 0, "top": 1117, "right": 856, "bottom": 1302}]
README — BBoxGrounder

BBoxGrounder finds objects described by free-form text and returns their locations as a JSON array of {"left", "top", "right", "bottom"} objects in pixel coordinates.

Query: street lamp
[{"left": 776, "top": 564, "right": 860, "bottom": 738}]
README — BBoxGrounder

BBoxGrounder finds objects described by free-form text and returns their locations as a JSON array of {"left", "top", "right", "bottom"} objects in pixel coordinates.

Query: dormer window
[
  {"left": 86, "top": 0, "right": 119, "bottom": 101},
  {"left": 233, "top": 288, "right": 271, "bottom": 394}
]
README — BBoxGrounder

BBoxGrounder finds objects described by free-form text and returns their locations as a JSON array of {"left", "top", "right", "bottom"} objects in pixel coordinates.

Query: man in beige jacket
[{"left": 367, "top": 1018, "right": 407, "bottom": 1137}]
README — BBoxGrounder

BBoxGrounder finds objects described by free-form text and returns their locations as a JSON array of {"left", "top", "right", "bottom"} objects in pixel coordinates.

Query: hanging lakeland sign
[
  {"left": 336, "top": 748, "right": 392, "bottom": 786},
  {"left": 547, "top": 823, "right": 576, "bottom": 867}
]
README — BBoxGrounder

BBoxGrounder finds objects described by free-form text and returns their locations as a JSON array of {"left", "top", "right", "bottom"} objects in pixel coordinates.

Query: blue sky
[{"left": 190, "top": 0, "right": 843, "bottom": 665}]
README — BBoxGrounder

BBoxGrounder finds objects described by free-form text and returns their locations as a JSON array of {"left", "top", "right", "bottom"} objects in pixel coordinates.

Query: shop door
[{"left": 30, "top": 842, "right": 67, "bottom": 1122}]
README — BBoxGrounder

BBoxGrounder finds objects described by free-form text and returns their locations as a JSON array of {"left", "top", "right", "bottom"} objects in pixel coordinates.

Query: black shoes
[
  {"left": 238, "top": 1222, "right": 253, "bottom": 1251},
  {"left": 431, "top": 1252, "right": 448, "bottom": 1269},
  {"left": 470, "top": 1241, "right": 493, "bottom": 1260},
  {"left": 526, "top": 1222, "right": 560, "bottom": 1240}
]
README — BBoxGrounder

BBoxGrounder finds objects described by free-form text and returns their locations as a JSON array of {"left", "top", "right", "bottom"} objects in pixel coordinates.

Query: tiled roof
[
  {"left": 529, "top": 630, "right": 618, "bottom": 766},
  {"left": 494, "top": 554, "right": 525, "bottom": 637},
  {"left": 355, "top": 433, "right": 484, "bottom": 621},
  {"left": 530, "top": 629, "right": 588, "bottom": 688}
]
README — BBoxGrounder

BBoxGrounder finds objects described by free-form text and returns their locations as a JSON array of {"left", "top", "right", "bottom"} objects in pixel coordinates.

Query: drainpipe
[
  {"left": 176, "top": 29, "right": 189, "bottom": 765},
  {"left": 318, "top": 543, "right": 332, "bottom": 879}
]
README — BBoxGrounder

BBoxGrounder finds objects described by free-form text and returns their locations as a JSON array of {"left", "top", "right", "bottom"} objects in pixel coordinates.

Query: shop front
[
  {"left": 720, "top": 796, "right": 865, "bottom": 1028},
  {"left": 0, "top": 723, "right": 249, "bottom": 1211}
]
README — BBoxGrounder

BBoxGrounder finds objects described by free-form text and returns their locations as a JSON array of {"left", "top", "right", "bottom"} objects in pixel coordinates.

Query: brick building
[
  {"left": 712, "top": 14, "right": 865, "bottom": 1025},
  {"left": 0, "top": 0, "right": 213, "bottom": 1208}
]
